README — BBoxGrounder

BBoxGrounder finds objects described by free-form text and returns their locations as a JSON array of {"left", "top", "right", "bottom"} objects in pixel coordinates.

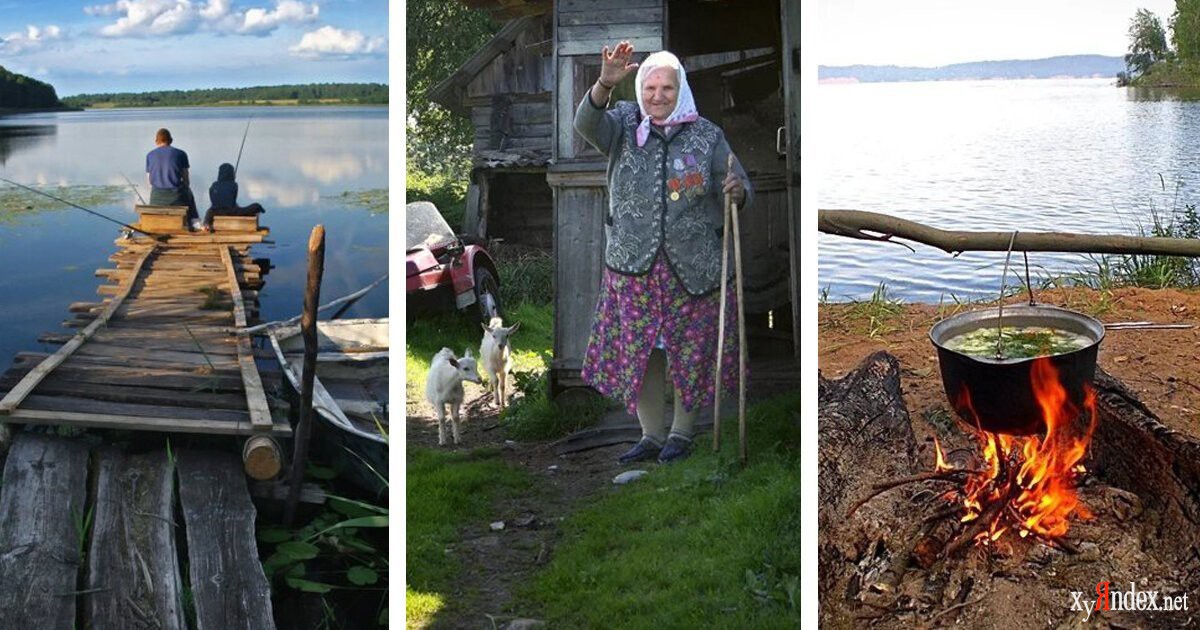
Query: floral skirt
[{"left": 582, "top": 252, "right": 741, "bottom": 415}]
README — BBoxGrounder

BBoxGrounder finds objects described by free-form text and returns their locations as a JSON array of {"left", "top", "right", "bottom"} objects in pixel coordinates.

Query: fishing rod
[
  {"left": 0, "top": 176, "right": 163, "bottom": 240},
  {"left": 120, "top": 173, "right": 147, "bottom": 205},
  {"left": 233, "top": 115, "right": 253, "bottom": 177}
]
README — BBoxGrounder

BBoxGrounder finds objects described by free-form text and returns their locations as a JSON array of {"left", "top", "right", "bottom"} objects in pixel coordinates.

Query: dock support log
[
  {"left": 285, "top": 225, "right": 325, "bottom": 526},
  {"left": 243, "top": 435, "right": 283, "bottom": 480}
]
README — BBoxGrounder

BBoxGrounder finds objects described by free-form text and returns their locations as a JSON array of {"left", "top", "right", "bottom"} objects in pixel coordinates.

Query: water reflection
[
  {"left": 0, "top": 124, "right": 56, "bottom": 166},
  {"left": 0, "top": 106, "right": 388, "bottom": 367},
  {"left": 242, "top": 175, "right": 321, "bottom": 208},
  {"left": 294, "top": 153, "right": 366, "bottom": 183},
  {"left": 1127, "top": 86, "right": 1200, "bottom": 102}
]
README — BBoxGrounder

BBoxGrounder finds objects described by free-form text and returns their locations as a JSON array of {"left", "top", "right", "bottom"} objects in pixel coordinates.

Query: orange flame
[{"left": 945, "top": 357, "right": 1097, "bottom": 546}]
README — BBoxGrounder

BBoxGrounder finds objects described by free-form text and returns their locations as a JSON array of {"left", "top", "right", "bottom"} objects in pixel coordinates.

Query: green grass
[
  {"left": 405, "top": 447, "right": 530, "bottom": 627},
  {"left": 845, "top": 282, "right": 904, "bottom": 338},
  {"left": 515, "top": 393, "right": 801, "bottom": 629}
]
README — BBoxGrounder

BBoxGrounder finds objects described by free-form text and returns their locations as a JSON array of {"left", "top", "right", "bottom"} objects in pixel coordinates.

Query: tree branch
[{"left": 819, "top": 209, "right": 1200, "bottom": 257}]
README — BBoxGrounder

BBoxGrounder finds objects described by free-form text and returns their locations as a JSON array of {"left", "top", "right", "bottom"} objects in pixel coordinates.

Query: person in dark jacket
[
  {"left": 575, "top": 41, "right": 752, "bottom": 464},
  {"left": 146, "top": 127, "right": 198, "bottom": 227},
  {"left": 201, "top": 162, "right": 265, "bottom": 232}
]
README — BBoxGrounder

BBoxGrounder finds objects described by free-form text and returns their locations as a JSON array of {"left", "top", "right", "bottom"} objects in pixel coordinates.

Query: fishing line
[
  {"left": 0, "top": 176, "right": 162, "bottom": 239},
  {"left": 234, "top": 116, "right": 253, "bottom": 177},
  {"left": 120, "top": 173, "right": 147, "bottom": 205}
]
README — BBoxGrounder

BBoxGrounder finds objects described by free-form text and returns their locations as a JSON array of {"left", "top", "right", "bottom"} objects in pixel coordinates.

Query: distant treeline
[
  {"left": 0, "top": 66, "right": 64, "bottom": 109},
  {"left": 820, "top": 55, "right": 1125, "bottom": 83},
  {"left": 63, "top": 83, "right": 388, "bottom": 108}
]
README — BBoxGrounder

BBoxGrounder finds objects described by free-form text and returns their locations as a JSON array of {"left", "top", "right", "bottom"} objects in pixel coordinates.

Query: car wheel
[{"left": 474, "top": 267, "right": 502, "bottom": 323}]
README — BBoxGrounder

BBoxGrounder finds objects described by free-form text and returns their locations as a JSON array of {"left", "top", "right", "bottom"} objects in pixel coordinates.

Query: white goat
[
  {"left": 425, "top": 347, "right": 482, "bottom": 446},
  {"left": 480, "top": 317, "right": 520, "bottom": 410}
]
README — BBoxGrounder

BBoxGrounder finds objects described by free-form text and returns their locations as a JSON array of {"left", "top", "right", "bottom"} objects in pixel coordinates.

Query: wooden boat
[{"left": 266, "top": 318, "right": 388, "bottom": 496}]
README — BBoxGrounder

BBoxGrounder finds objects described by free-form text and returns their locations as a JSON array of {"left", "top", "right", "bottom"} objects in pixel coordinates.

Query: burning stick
[
  {"left": 846, "top": 469, "right": 976, "bottom": 518},
  {"left": 943, "top": 450, "right": 1020, "bottom": 558}
]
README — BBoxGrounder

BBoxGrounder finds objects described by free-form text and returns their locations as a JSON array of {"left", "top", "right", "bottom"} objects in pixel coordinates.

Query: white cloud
[
  {"left": 289, "top": 25, "right": 384, "bottom": 58},
  {"left": 240, "top": 0, "right": 318, "bottom": 35},
  {"left": 84, "top": 0, "right": 318, "bottom": 38},
  {"left": 0, "top": 24, "right": 64, "bottom": 54}
]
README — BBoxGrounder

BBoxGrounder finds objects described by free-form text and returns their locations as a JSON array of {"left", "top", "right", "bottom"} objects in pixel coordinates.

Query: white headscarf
[{"left": 634, "top": 51, "right": 698, "bottom": 148}]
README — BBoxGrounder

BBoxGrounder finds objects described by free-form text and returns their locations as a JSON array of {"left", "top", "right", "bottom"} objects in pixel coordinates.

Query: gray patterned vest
[{"left": 603, "top": 102, "right": 731, "bottom": 296}]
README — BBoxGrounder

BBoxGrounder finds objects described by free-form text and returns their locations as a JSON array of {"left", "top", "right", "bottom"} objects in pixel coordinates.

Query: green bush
[{"left": 406, "top": 167, "right": 468, "bottom": 231}]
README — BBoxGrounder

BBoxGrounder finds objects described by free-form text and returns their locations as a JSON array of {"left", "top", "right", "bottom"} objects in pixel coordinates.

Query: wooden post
[{"left": 284, "top": 225, "right": 324, "bottom": 526}]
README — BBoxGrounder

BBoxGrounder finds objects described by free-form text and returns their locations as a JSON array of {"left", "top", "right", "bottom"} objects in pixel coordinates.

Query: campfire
[
  {"left": 940, "top": 357, "right": 1099, "bottom": 550},
  {"left": 848, "top": 357, "right": 1099, "bottom": 561},
  {"left": 820, "top": 351, "right": 1200, "bottom": 628}
]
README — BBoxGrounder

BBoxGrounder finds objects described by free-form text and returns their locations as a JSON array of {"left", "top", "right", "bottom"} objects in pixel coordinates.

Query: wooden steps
[{"left": 0, "top": 434, "right": 276, "bottom": 628}]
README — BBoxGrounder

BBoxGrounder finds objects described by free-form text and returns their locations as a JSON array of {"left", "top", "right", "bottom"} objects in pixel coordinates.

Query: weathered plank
[
  {"left": 0, "top": 376, "right": 249, "bottom": 410},
  {"left": 0, "top": 434, "right": 90, "bottom": 629},
  {"left": 20, "top": 394, "right": 253, "bottom": 425},
  {"left": 559, "top": 7, "right": 662, "bottom": 25},
  {"left": 558, "top": 35, "right": 661, "bottom": 57},
  {"left": 176, "top": 450, "right": 276, "bottom": 630},
  {"left": 3, "top": 364, "right": 245, "bottom": 392},
  {"left": 86, "top": 449, "right": 185, "bottom": 629},
  {"left": 4, "top": 409, "right": 291, "bottom": 437},
  {"left": 558, "top": 0, "right": 661, "bottom": 11},
  {"left": 0, "top": 245, "right": 157, "bottom": 414},
  {"left": 221, "top": 246, "right": 273, "bottom": 431}
]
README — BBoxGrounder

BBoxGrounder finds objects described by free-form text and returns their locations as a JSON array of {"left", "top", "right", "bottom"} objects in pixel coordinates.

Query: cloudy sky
[
  {"left": 818, "top": 0, "right": 1180, "bottom": 67},
  {"left": 0, "top": 0, "right": 387, "bottom": 95}
]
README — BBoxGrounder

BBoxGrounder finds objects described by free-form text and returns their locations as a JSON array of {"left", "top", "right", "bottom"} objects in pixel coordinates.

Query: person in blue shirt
[
  {"left": 201, "top": 162, "right": 265, "bottom": 232},
  {"left": 145, "top": 128, "right": 198, "bottom": 227}
]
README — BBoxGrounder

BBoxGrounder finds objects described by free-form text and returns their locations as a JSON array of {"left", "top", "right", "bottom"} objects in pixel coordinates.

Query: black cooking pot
[{"left": 928, "top": 305, "right": 1105, "bottom": 436}]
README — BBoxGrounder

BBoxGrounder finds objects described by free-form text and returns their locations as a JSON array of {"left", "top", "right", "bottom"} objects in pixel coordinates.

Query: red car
[{"left": 406, "top": 201, "right": 502, "bottom": 323}]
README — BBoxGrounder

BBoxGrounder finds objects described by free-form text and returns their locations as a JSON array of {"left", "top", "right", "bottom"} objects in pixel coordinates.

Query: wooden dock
[
  {"left": 0, "top": 207, "right": 289, "bottom": 627},
  {"left": 0, "top": 208, "right": 288, "bottom": 437}
]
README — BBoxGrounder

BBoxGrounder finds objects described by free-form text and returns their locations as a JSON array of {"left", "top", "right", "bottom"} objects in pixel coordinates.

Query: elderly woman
[{"left": 575, "top": 41, "right": 752, "bottom": 464}]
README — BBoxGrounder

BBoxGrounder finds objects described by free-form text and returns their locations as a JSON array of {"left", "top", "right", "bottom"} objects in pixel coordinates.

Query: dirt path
[
  {"left": 406, "top": 384, "right": 628, "bottom": 629},
  {"left": 819, "top": 286, "right": 1200, "bottom": 444}
]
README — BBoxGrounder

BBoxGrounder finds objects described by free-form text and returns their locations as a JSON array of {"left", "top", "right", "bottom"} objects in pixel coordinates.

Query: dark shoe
[
  {"left": 618, "top": 438, "right": 662, "bottom": 464},
  {"left": 657, "top": 437, "right": 692, "bottom": 464}
]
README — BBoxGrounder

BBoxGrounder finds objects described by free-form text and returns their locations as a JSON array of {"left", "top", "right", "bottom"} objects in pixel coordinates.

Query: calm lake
[
  {"left": 818, "top": 78, "right": 1200, "bottom": 303},
  {"left": 0, "top": 106, "right": 388, "bottom": 367}
]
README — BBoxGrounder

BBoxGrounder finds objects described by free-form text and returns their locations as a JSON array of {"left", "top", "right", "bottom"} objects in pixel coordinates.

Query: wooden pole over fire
[
  {"left": 819, "top": 209, "right": 1200, "bottom": 256},
  {"left": 284, "top": 225, "right": 325, "bottom": 526}
]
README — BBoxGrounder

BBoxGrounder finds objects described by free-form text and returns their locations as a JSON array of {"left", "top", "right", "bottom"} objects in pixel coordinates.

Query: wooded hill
[
  {"left": 63, "top": 83, "right": 388, "bottom": 108},
  {"left": 0, "top": 66, "right": 64, "bottom": 109},
  {"left": 820, "top": 55, "right": 1125, "bottom": 83}
]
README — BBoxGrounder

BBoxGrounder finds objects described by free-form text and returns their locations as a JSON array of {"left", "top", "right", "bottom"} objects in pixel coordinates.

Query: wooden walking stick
[
  {"left": 712, "top": 157, "right": 733, "bottom": 452},
  {"left": 713, "top": 153, "right": 749, "bottom": 465},
  {"left": 729, "top": 160, "right": 748, "bottom": 466}
]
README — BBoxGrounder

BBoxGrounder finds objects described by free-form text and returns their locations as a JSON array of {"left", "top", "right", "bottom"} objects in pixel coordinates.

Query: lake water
[
  {"left": 818, "top": 78, "right": 1200, "bottom": 303},
  {"left": 0, "top": 106, "right": 388, "bottom": 367}
]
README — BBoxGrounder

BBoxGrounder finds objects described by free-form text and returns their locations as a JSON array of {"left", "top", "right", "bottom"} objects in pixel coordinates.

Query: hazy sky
[
  {"left": 819, "top": 0, "right": 1180, "bottom": 67},
  {"left": 0, "top": 0, "right": 387, "bottom": 95}
]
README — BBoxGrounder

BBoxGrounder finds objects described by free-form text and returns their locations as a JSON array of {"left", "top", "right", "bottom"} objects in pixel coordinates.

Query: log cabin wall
[
  {"left": 461, "top": 14, "right": 555, "bottom": 155},
  {"left": 550, "top": 0, "right": 664, "bottom": 389}
]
